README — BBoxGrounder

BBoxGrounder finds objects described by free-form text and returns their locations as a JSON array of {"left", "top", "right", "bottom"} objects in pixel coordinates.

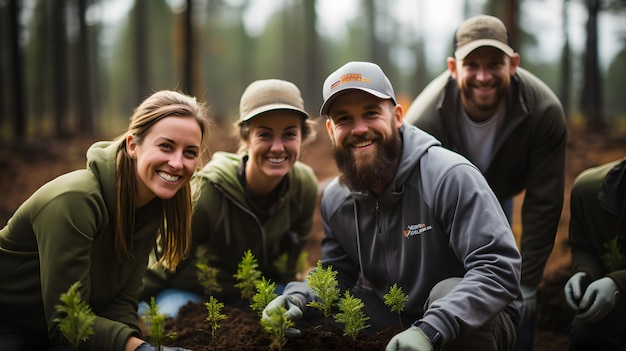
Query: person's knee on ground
[
  {"left": 425, "top": 277, "right": 516, "bottom": 351},
  {"left": 139, "top": 288, "right": 203, "bottom": 319}
]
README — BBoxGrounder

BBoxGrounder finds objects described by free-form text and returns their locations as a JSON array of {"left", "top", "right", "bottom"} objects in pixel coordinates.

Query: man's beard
[{"left": 332, "top": 127, "right": 402, "bottom": 193}]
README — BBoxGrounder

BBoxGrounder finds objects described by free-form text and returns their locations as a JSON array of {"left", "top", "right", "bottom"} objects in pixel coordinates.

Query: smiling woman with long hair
[{"left": 0, "top": 90, "right": 211, "bottom": 351}]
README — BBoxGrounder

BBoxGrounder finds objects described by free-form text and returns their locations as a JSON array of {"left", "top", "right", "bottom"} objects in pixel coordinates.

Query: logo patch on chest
[{"left": 403, "top": 223, "right": 433, "bottom": 238}]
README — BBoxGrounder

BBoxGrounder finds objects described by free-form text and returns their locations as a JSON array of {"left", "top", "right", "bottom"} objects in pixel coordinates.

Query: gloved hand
[
  {"left": 262, "top": 295, "right": 303, "bottom": 337},
  {"left": 385, "top": 326, "right": 434, "bottom": 351},
  {"left": 576, "top": 277, "right": 620, "bottom": 323},
  {"left": 135, "top": 342, "right": 191, "bottom": 351},
  {"left": 564, "top": 272, "right": 590, "bottom": 310},
  {"left": 519, "top": 285, "right": 537, "bottom": 324}
]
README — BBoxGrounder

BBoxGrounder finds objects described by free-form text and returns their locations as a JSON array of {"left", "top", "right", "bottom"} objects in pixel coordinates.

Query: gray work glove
[
  {"left": 135, "top": 342, "right": 191, "bottom": 351},
  {"left": 519, "top": 285, "right": 537, "bottom": 324},
  {"left": 385, "top": 326, "right": 434, "bottom": 351},
  {"left": 564, "top": 272, "right": 590, "bottom": 311},
  {"left": 262, "top": 295, "right": 303, "bottom": 337},
  {"left": 576, "top": 277, "right": 620, "bottom": 323}
]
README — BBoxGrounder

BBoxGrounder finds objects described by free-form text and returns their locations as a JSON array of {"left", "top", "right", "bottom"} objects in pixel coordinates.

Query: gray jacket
[
  {"left": 405, "top": 68, "right": 567, "bottom": 287},
  {"left": 285, "top": 123, "right": 522, "bottom": 344}
]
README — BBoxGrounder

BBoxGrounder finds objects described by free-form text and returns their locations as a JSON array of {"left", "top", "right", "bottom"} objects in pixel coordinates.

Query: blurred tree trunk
[
  {"left": 303, "top": 0, "right": 320, "bottom": 115},
  {"left": 559, "top": 0, "right": 571, "bottom": 118},
  {"left": 364, "top": 0, "right": 390, "bottom": 70},
  {"left": 238, "top": 0, "right": 252, "bottom": 91},
  {"left": 502, "top": 0, "right": 519, "bottom": 49},
  {"left": 182, "top": 0, "right": 193, "bottom": 95},
  {"left": 8, "top": 0, "right": 26, "bottom": 139},
  {"left": 283, "top": 0, "right": 301, "bottom": 83},
  {"left": 135, "top": 0, "right": 149, "bottom": 103},
  {"left": 76, "top": 0, "right": 93, "bottom": 133},
  {"left": 581, "top": 0, "right": 603, "bottom": 128},
  {"left": 0, "top": 3, "right": 5, "bottom": 130},
  {"left": 52, "top": 0, "right": 68, "bottom": 137}
]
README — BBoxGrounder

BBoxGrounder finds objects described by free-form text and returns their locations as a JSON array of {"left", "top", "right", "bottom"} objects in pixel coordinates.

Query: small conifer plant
[
  {"left": 142, "top": 297, "right": 178, "bottom": 350},
  {"left": 196, "top": 263, "right": 222, "bottom": 296},
  {"left": 234, "top": 249, "right": 262, "bottom": 301},
  {"left": 273, "top": 252, "right": 289, "bottom": 276},
  {"left": 251, "top": 276, "right": 278, "bottom": 317},
  {"left": 384, "top": 283, "right": 409, "bottom": 329},
  {"left": 334, "top": 290, "right": 370, "bottom": 342},
  {"left": 205, "top": 296, "right": 227, "bottom": 351},
  {"left": 261, "top": 305, "right": 294, "bottom": 351},
  {"left": 53, "top": 281, "right": 95, "bottom": 350},
  {"left": 306, "top": 260, "right": 339, "bottom": 318},
  {"left": 601, "top": 236, "right": 626, "bottom": 271},
  {"left": 295, "top": 251, "right": 309, "bottom": 281}
]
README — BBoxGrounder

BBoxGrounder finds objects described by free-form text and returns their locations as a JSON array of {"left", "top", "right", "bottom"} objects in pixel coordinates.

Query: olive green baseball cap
[
  {"left": 453, "top": 15, "right": 515, "bottom": 60},
  {"left": 239, "top": 79, "right": 309, "bottom": 124}
]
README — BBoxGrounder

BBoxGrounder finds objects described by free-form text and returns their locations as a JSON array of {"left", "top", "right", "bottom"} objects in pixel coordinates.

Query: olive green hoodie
[
  {"left": 142, "top": 151, "right": 318, "bottom": 302},
  {"left": 0, "top": 141, "right": 162, "bottom": 350}
]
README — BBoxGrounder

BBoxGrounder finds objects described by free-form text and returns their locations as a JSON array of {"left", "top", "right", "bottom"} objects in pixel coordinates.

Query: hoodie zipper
[
  {"left": 376, "top": 198, "right": 398, "bottom": 282},
  {"left": 214, "top": 183, "right": 268, "bottom": 267}
]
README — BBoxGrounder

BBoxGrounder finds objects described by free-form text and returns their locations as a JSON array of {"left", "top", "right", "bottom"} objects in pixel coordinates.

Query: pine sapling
[
  {"left": 234, "top": 249, "right": 262, "bottom": 302},
  {"left": 197, "top": 263, "right": 222, "bottom": 296},
  {"left": 295, "top": 251, "right": 309, "bottom": 281},
  {"left": 251, "top": 276, "right": 278, "bottom": 317},
  {"left": 273, "top": 252, "right": 289, "bottom": 276},
  {"left": 334, "top": 290, "right": 370, "bottom": 342},
  {"left": 261, "top": 305, "right": 294, "bottom": 351},
  {"left": 601, "top": 236, "right": 626, "bottom": 271},
  {"left": 306, "top": 260, "right": 339, "bottom": 319},
  {"left": 205, "top": 296, "right": 227, "bottom": 351},
  {"left": 384, "top": 283, "right": 409, "bottom": 329},
  {"left": 142, "top": 297, "right": 178, "bottom": 349},
  {"left": 53, "top": 281, "right": 95, "bottom": 350}
]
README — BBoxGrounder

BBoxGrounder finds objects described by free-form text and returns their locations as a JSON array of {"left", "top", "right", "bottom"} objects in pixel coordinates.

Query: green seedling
[
  {"left": 306, "top": 260, "right": 339, "bottom": 318},
  {"left": 197, "top": 263, "right": 222, "bottom": 296},
  {"left": 205, "top": 296, "right": 227, "bottom": 351},
  {"left": 273, "top": 252, "right": 289, "bottom": 276},
  {"left": 142, "top": 297, "right": 178, "bottom": 350},
  {"left": 234, "top": 249, "right": 262, "bottom": 301},
  {"left": 334, "top": 290, "right": 370, "bottom": 342},
  {"left": 261, "top": 305, "right": 294, "bottom": 351},
  {"left": 601, "top": 236, "right": 626, "bottom": 271},
  {"left": 53, "top": 281, "right": 95, "bottom": 350},
  {"left": 251, "top": 276, "right": 278, "bottom": 317},
  {"left": 295, "top": 251, "right": 309, "bottom": 281},
  {"left": 384, "top": 283, "right": 409, "bottom": 329}
]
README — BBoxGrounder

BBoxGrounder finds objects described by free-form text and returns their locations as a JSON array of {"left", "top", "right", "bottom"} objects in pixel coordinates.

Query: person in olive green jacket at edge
[
  {"left": 140, "top": 79, "right": 318, "bottom": 317},
  {"left": 564, "top": 158, "right": 626, "bottom": 350},
  {"left": 404, "top": 15, "right": 567, "bottom": 351},
  {"left": 0, "top": 90, "right": 212, "bottom": 351}
]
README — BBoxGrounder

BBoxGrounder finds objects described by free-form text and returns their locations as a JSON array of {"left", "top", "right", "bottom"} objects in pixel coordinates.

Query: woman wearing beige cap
[{"left": 141, "top": 79, "right": 318, "bottom": 316}]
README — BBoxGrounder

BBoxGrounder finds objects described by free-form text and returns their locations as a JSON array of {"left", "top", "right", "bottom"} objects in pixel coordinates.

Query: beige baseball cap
[
  {"left": 239, "top": 79, "right": 309, "bottom": 124},
  {"left": 320, "top": 61, "right": 396, "bottom": 116},
  {"left": 453, "top": 15, "right": 515, "bottom": 60}
]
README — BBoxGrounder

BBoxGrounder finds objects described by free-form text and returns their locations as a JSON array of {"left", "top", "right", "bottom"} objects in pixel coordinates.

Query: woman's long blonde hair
[{"left": 115, "top": 90, "right": 211, "bottom": 270}]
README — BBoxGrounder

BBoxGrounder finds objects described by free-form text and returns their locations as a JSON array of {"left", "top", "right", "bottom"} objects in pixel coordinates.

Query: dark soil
[
  {"left": 2, "top": 122, "right": 626, "bottom": 351},
  {"left": 161, "top": 301, "right": 401, "bottom": 351}
]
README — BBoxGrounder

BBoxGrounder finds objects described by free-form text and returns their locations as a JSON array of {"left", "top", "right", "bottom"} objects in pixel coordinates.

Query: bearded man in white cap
[
  {"left": 263, "top": 61, "right": 522, "bottom": 351},
  {"left": 405, "top": 15, "right": 567, "bottom": 351}
]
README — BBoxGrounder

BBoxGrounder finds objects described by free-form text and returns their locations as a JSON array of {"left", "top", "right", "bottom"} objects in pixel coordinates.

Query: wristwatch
[{"left": 413, "top": 321, "right": 442, "bottom": 351}]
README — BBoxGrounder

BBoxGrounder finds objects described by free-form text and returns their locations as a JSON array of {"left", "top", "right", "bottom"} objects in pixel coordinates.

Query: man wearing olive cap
[{"left": 405, "top": 15, "right": 567, "bottom": 350}]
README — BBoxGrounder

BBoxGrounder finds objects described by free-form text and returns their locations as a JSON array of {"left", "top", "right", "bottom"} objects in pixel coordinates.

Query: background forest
[{"left": 0, "top": 0, "right": 625, "bottom": 141}]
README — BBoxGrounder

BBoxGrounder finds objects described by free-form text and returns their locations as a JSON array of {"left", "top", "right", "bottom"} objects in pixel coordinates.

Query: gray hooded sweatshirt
[{"left": 285, "top": 123, "right": 522, "bottom": 344}]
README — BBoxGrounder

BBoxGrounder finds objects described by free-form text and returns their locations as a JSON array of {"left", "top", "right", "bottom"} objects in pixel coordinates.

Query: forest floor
[{"left": 1, "top": 121, "right": 625, "bottom": 350}]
